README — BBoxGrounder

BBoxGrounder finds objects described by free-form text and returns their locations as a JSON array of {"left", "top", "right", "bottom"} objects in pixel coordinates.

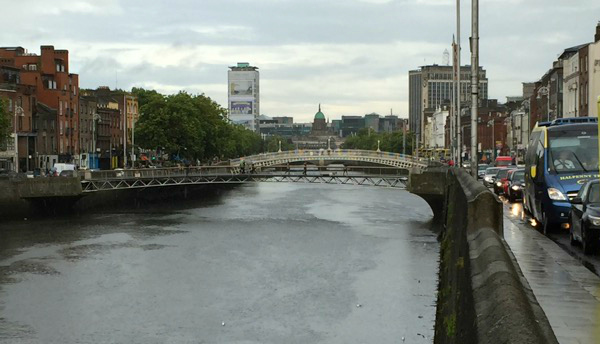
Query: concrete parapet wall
[
  {"left": 16, "top": 178, "right": 83, "bottom": 198},
  {"left": 409, "top": 168, "right": 558, "bottom": 343}
]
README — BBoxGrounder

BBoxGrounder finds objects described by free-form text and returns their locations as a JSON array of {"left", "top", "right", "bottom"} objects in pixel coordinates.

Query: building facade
[
  {"left": 409, "top": 64, "right": 488, "bottom": 146},
  {"left": 228, "top": 62, "right": 259, "bottom": 131},
  {"left": 587, "top": 24, "right": 600, "bottom": 117}
]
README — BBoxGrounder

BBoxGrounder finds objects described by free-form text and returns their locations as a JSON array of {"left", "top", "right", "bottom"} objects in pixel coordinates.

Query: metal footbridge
[
  {"left": 79, "top": 150, "right": 430, "bottom": 192},
  {"left": 229, "top": 149, "right": 429, "bottom": 171},
  {"left": 81, "top": 166, "right": 408, "bottom": 192}
]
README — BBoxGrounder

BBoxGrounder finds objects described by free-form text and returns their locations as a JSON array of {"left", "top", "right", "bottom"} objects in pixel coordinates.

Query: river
[{"left": 0, "top": 182, "right": 438, "bottom": 343}]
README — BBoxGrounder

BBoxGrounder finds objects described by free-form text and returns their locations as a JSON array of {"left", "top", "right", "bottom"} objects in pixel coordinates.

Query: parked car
[
  {"left": 483, "top": 167, "right": 501, "bottom": 187},
  {"left": 477, "top": 164, "right": 489, "bottom": 179},
  {"left": 493, "top": 168, "right": 514, "bottom": 195},
  {"left": 59, "top": 170, "right": 76, "bottom": 177},
  {"left": 505, "top": 169, "right": 525, "bottom": 202},
  {"left": 569, "top": 180, "right": 600, "bottom": 255}
]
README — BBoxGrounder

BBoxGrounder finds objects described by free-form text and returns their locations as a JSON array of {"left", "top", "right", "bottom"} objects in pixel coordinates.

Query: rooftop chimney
[{"left": 596, "top": 21, "right": 600, "bottom": 42}]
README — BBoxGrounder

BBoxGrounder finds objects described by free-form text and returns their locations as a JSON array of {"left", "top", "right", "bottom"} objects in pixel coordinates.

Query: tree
[
  {"left": 0, "top": 98, "right": 10, "bottom": 146},
  {"left": 342, "top": 129, "right": 414, "bottom": 154},
  {"left": 133, "top": 88, "right": 266, "bottom": 162},
  {"left": 264, "top": 135, "right": 294, "bottom": 152}
]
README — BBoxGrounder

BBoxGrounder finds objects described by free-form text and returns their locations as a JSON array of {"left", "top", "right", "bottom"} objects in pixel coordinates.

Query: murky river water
[{"left": 0, "top": 183, "right": 438, "bottom": 343}]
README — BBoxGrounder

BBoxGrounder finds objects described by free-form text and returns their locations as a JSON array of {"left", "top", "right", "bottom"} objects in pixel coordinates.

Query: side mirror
[{"left": 571, "top": 197, "right": 583, "bottom": 205}]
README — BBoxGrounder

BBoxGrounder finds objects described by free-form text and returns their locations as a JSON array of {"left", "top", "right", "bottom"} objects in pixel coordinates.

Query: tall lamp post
[
  {"left": 487, "top": 118, "right": 495, "bottom": 161},
  {"left": 377, "top": 139, "right": 381, "bottom": 152},
  {"left": 14, "top": 106, "right": 24, "bottom": 172}
]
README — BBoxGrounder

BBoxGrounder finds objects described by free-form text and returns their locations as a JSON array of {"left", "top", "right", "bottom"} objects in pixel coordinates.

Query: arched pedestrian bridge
[{"left": 230, "top": 149, "right": 430, "bottom": 172}]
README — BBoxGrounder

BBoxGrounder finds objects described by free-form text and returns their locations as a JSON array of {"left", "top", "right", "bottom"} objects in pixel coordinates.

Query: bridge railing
[
  {"left": 84, "top": 166, "right": 236, "bottom": 180},
  {"left": 229, "top": 149, "right": 430, "bottom": 166},
  {"left": 82, "top": 165, "right": 409, "bottom": 181}
]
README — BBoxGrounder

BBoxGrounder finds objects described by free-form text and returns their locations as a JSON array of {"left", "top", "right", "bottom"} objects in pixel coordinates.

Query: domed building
[{"left": 312, "top": 104, "right": 328, "bottom": 135}]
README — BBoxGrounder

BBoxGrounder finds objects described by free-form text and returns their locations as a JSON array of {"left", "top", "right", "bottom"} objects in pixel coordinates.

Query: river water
[{"left": 0, "top": 183, "right": 438, "bottom": 343}]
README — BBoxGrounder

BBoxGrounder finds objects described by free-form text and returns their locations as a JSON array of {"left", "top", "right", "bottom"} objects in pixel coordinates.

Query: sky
[{"left": 2, "top": 0, "right": 599, "bottom": 122}]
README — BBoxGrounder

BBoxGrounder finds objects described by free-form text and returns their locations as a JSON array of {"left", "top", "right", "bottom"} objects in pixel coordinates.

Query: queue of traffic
[{"left": 479, "top": 117, "right": 600, "bottom": 255}]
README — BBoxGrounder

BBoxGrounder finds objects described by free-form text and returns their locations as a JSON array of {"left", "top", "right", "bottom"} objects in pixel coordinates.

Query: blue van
[{"left": 523, "top": 117, "right": 599, "bottom": 234}]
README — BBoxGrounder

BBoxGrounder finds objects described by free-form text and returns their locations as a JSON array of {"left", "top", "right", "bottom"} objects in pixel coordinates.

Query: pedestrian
[
  {"left": 343, "top": 165, "right": 348, "bottom": 176},
  {"left": 286, "top": 162, "right": 290, "bottom": 175},
  {"left": 303, "top": 162, "right": 307, "bottom": 176},
  {"left": 240, "top": 160, "right": 246, "bottom": 174},
  {"left": 250, "top": 163, "right": 256, "bottom": 174}
]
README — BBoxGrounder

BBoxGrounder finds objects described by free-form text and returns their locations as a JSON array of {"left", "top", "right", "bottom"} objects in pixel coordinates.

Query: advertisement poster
[
  {"left": 230, "top": 80, "right": 253, "bottom": 96},
  {"left": 230, "top": 101, "right": 253, "bottom": 115}
]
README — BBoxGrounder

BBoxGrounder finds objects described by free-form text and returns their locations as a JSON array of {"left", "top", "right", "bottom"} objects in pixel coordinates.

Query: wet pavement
[
  {"left": 0, "top": 183, "right": 439, "bottom": 343},
  {"left": 504, "top": 202, "right": 600, "bottom": 344}
]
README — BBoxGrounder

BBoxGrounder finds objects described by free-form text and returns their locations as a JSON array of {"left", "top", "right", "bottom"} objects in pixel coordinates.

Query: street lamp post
[
  {"left": 377, "top": 139, "right": 381, "bottom": 152},
  {"left": 487, "top": 118, "right": 495, "bottom": 161},
  {"left": 278, "top": 140, "right": 282, "bottom": 153}
]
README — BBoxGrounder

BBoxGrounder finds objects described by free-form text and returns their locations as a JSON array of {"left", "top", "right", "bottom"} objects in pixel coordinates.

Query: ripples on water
[{"left": 0, "top": 183, "right": 439, "bottom": 343}]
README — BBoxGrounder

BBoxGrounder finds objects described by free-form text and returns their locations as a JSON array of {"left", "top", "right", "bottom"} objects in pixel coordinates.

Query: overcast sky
[{"left": 2, "top": 0, "right": 599, "bottom": 122}]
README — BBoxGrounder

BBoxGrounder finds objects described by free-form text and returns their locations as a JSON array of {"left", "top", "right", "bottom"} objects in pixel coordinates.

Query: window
[
  {"left": 43, "top": 76, "right": 57, "bottom": 89},
  {"left": 60, "top": 121, "right": 63, "bottom": 135},
  {"left": 27, "top": 64, "right": 37, "bottom": 71}
]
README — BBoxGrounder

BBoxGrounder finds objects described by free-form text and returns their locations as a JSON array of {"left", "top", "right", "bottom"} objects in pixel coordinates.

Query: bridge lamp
[
  {"left": 377, "top": 140, "right": 381, "bottom": 152},
  {"left": 278, "top": 140, "right": 282, "bottom": 153}
]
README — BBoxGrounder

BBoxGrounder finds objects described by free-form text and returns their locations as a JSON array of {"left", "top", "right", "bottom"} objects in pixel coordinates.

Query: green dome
[{"left": 314, "top": 104, "right": 325, "bottom": 120}]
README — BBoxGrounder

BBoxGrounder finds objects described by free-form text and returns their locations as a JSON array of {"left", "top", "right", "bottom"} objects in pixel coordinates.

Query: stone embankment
[{"left": 409, "top": 167, "right": 558, "bottom": 344}]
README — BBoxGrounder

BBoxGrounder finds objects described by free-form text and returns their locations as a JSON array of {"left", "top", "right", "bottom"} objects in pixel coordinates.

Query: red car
[
  {"left": 493, "top": 167, "right": 516, "bottom": 195},
  {"left": 503, "top": 169, "right": 517, "bottom": 195}
]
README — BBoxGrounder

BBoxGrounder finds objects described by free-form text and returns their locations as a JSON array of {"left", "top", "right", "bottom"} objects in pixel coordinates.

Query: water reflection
[{"left": 0, "top": 183, "right": 439, "bottom": 343}]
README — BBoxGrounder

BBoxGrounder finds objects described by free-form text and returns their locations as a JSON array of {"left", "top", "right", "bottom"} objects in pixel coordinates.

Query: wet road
[
  {"left": 501, "top": 196, "right": 600, "bottom": 276},
  {"left": 0, "top": 183, "right": 438, "bottom": 343}
]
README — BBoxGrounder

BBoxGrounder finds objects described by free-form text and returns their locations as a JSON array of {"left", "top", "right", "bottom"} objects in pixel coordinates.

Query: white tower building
[{"left": 228, "top": 62, "right": 260, "bottom": 131}]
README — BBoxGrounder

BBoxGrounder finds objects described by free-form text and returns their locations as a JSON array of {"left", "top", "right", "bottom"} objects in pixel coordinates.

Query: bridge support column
[{"left": 407, "top": 167, "right": 447, "bottom": 223}]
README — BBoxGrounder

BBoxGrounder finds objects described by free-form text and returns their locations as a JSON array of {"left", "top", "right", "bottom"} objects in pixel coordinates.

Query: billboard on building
[
  {"left": 230, "top": 80, "right": 253, "bottom": 96},
  {"left": 230, "top": 101, "right": 253, "bottom": 115}
]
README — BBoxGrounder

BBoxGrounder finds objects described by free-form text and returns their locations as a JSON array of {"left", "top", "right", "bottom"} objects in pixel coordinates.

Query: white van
[{"left": 52, "top": 163, "right": 76, "bottom": 177}]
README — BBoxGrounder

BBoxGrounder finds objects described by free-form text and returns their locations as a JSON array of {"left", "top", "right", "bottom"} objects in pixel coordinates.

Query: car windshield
[
  {"left": 496, "top": 169, "right": 509, "bottom": 179},
  {"left": 549, "top": 128, "right": 598, "bottom": 174},
  {"left": 478, "top": 165, "right": 489, "bottom": 171},
  {"left": 512, "top": 170, "right": 525, "bottom": 182},
  {"left": 485, "top": 168, "right": 499, "bottom": 175},
  {"left": 588, "top": 183, "right": 600, "bottom": 204}
]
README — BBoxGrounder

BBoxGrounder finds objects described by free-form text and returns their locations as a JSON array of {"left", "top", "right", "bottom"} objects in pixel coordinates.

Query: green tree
[
  {"left": 0, "top": 98, "right": 10, "bottom": 145},
  {"left": 133, "top": 88, "right": 266, "bottom": 162},
  {"left": 264, "top": 135, "right": 294, "bottom": 152},
  {"left": 342, "top": 129, "right": 414, "bottom": 154}
]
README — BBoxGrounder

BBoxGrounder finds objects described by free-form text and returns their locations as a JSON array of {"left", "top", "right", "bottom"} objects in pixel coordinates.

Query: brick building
[{"left": 0, "top": 45, "right": 80, "bottom": 170}]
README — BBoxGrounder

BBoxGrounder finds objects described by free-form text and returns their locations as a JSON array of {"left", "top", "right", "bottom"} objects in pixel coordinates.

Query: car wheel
[
  {"left": 541, "top": 211, "right": 551, "bottom": 236},
  {"left": 569, "top": 216, "right": 577, "bottom": 246},
  {"left": 523, "top": 198, "right": 531, "bottom": 215},
  {"left": 582, "top": 224, "right": 594, "bottom": 255}
]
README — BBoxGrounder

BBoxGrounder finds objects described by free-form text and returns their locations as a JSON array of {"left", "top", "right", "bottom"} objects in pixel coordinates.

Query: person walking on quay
[
  {"left": 240, "top": 160, "right": 246, "bottom": 174},
  {"left": 303, "top": 162, "right": 307, "bottom": 176}
]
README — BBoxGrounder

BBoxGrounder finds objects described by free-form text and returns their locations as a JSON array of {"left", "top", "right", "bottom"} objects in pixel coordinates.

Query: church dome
[{"left": 314, "top": 104, "right": 325, "bottom": 120}]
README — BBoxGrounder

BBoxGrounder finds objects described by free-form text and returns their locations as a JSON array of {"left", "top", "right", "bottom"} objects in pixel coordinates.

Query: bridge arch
[{"left": 231, "top": 149, "right": 429, "bottom": 171}]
